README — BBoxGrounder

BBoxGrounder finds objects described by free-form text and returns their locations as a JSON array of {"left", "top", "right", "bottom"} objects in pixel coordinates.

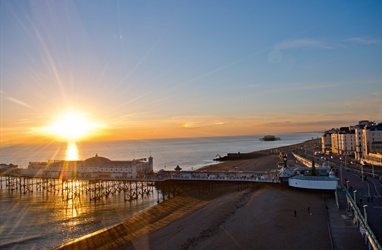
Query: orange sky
[{"left": 1, "top": 110, "right": 378, "bottom": 145}]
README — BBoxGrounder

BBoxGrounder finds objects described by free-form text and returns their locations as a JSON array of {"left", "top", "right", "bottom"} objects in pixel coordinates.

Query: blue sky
[{"left": 1, "top": 0, "right": 382, "bottom": 142}]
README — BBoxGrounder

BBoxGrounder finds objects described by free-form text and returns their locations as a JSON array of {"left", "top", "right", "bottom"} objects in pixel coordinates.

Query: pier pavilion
[{"left": 27, "top": 154, "right": 153, "bottom": 179}]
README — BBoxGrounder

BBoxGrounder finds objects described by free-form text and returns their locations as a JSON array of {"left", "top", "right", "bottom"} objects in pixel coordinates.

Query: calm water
[
  {"left": 0, "top": 133, "right": 319, "bottom": 171},
  {"left": 0, "top": 133, "right": 319, "bottom": 249},
  {"left": 0, "top": 189, "right": 158, "bottom": 249}
]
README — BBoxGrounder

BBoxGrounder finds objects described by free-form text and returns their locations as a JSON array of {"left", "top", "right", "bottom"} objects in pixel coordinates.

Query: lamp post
[
  {"left": 353, "top": 190, "right": 357, "bottom": 203},
  {"left": 363, "top": 205, "right": 368, "bottom": 224},
  {"left": 361, "top": 165, "right": 364, "bottom": 182},
  {"left": 340, "top": 162, "right": 343, "bottom": 187},
  {"left": 346, "top": 180, "right": 350, "bottom": 190}
]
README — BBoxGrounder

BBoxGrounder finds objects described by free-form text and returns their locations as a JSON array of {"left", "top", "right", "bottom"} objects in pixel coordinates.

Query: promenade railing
[{"left": 343, "top": 187, "right": 382, "bottom": 250}]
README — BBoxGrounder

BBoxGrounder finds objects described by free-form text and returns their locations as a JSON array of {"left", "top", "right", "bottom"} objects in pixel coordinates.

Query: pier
[
  {"left": 0, "top": 168, "right": 279, "bottom": 203},
  {"left": 0, "top": 175, "right": 155, "bottom": 202}
]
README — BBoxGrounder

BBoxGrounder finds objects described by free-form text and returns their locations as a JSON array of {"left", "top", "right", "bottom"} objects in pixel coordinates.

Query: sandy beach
[
  {"left": 57, "top": 139, "right": 365, "bottom": 250},
  {"left": 128, "top": 186, "right": 333, "bottom": 250}
]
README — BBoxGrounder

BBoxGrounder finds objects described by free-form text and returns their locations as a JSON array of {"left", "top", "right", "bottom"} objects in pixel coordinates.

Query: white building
[
  {"left": 321, "top": 131, "right": 332, "bottom": 153},
  {"left": 362, "top": 124, "right": 382, "bottom": 155},
  {"left": 28, "top": 155, "right": 154, "bottom": 179},
  {"left": 325, "top": 121, "right": 382, "bottom": 166},
  {"left": 361, "top": 123, "right": 382, "bottom": 166},
  {"left": 355, "top": 126, "right": 363, "bottom": 161},
  {"left": 330, "top": 127, "right": 355, "bottom": 156},
  {"left": 331, "top": 133, "right": 340, "bottom": 154},
  {"left": 354, "top": 120, "right": 375, "bottom": 160},
  {"left": 338, "top": 130, "right": 355, "bottom": 156}
]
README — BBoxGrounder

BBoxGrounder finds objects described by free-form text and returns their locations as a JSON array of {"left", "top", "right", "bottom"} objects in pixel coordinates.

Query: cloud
[
  {"left": 274, "top": 39, "right": 330, "bottom": 50},
  {"left": 265, "top": 81, "right": 340, "bottom": 94},
  {"left": 346, "top": 37, "right": 380, "bottom": 45},
  {"left": 289, "top": 82, "right": 339, "bottom": 91},
  {"left": 5, "top": 96, "right": 34, "bottom": 110},
  {"left": 1, "top": 90, "right": 34, "bottom": 110},
  {"left": 268, "top": 39, "right": 332, "bottom": 63}
]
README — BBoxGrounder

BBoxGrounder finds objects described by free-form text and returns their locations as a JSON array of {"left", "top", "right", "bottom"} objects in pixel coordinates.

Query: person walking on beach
[
  {"left": 308, "top": 207, "right": 311, "bottom": 215},
  {"left": 294, "top": 210, "right": 297, "bottom": 217}
]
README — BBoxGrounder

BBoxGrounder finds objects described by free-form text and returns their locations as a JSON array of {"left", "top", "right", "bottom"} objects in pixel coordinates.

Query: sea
[{"left": 0, "top": 133, "right": 319, "bottom": 249}]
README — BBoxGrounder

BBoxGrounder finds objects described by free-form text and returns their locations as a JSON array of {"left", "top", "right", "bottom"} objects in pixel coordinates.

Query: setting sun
[{"left": 43, "top": 112, "right": 101, "bottom": 141}]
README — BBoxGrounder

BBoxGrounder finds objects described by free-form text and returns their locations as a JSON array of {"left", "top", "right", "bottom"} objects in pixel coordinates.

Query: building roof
[
  {"left": 367, "top": 123, "right": 382, "bottom": 131},
  {"left": 83, "top": 155, "right": 111, "bottom": 167}
]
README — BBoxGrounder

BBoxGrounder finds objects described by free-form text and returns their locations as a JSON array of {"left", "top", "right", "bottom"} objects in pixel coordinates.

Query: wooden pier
[{"left": 0, "top": 175, "right": 155, "bottom": 202}]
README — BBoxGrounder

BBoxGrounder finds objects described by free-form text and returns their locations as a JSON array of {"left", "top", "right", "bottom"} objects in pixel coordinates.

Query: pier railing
[
  {"left": 1, "top": 170, "right": 280, "bottom": 183},
  {"left": 156, "top": 175, "right": 279, "bottom": 183},
  {"left": 292, "top": 153, "right": 320, "bottom": 168},
  {"left": 155, "top": 170, "right": 280, "bottom": 183}
]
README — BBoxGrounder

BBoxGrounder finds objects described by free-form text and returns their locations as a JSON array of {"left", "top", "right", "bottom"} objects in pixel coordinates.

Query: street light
[
  {"left": 353, "top": 190, "right": 357, "bottom": 203},
  {"left": 346, "top": 180, "right": 350, "bottom": 190},
  {"left": 363, "top": 205, "right": 368, "bottom": 224},
  {"left": 361, "top": 165, "right": 364, "bottom": 182},
  {"left": 340, "top": 163, "right": 343, "bottom": 187}
]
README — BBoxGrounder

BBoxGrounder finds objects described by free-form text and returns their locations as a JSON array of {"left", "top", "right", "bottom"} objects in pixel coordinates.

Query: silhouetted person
[
  {"left": 308, "top": 207, "right": 311, "bottom": 214},
  {"left": 294, "top": 210, "right": 297, "bottom": 217}
]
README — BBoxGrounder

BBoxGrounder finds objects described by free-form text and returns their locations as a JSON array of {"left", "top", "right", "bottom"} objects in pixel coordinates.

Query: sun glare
[
  {"left": 44, "top": 112, "right": 101, "bottom": 141},
  {"left": 66, "top": 142, "right": 79, "bottom": 160}
]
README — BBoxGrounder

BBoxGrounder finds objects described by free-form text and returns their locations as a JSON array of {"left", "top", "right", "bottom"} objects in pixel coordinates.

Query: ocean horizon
[{"left": 0, "top": 132, "right": 320, "bottom": 171}]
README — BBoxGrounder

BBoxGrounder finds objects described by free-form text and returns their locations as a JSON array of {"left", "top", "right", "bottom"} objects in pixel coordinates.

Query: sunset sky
[{"left": 1, "top": 0, "right": 382, "bottom": 144}]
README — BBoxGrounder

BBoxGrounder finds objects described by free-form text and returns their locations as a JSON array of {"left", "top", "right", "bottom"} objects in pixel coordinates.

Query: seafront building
[
  {"left": 28, "top": 155, "right": 154, "bottom": 179},
  {"left": 330, "top": 132, "right": 340, "bottom": 154},
  {"left": 360, "top": 123, "right": 382, "bottom": 166},
  {"left": 322, "top": 121, "right": 382, "bottom": 166},
  {"left": 337, "top": 127, "right": 355, "bottom": 156},
  {"left": 355, "top": 120, "right": 375, "bottom": 160},
  {"left": 321, "top": 130, "right": 333, "bottom": 153},
  {"left": 329, "top": 127, "right": 354, "bottom": 155}
]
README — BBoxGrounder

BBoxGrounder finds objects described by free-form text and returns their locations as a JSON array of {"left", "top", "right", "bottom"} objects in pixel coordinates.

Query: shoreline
[
  {"left": 197, "top": 138, "right": 318, "bottom": 172},
  {"left": 55, "top": 139, "right": 322, "bottom": 249}
]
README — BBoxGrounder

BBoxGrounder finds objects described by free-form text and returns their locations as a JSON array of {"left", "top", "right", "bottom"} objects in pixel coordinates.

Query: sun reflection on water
[{"left": 65, "top": 142, "right": 79, "bottom": 161}]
